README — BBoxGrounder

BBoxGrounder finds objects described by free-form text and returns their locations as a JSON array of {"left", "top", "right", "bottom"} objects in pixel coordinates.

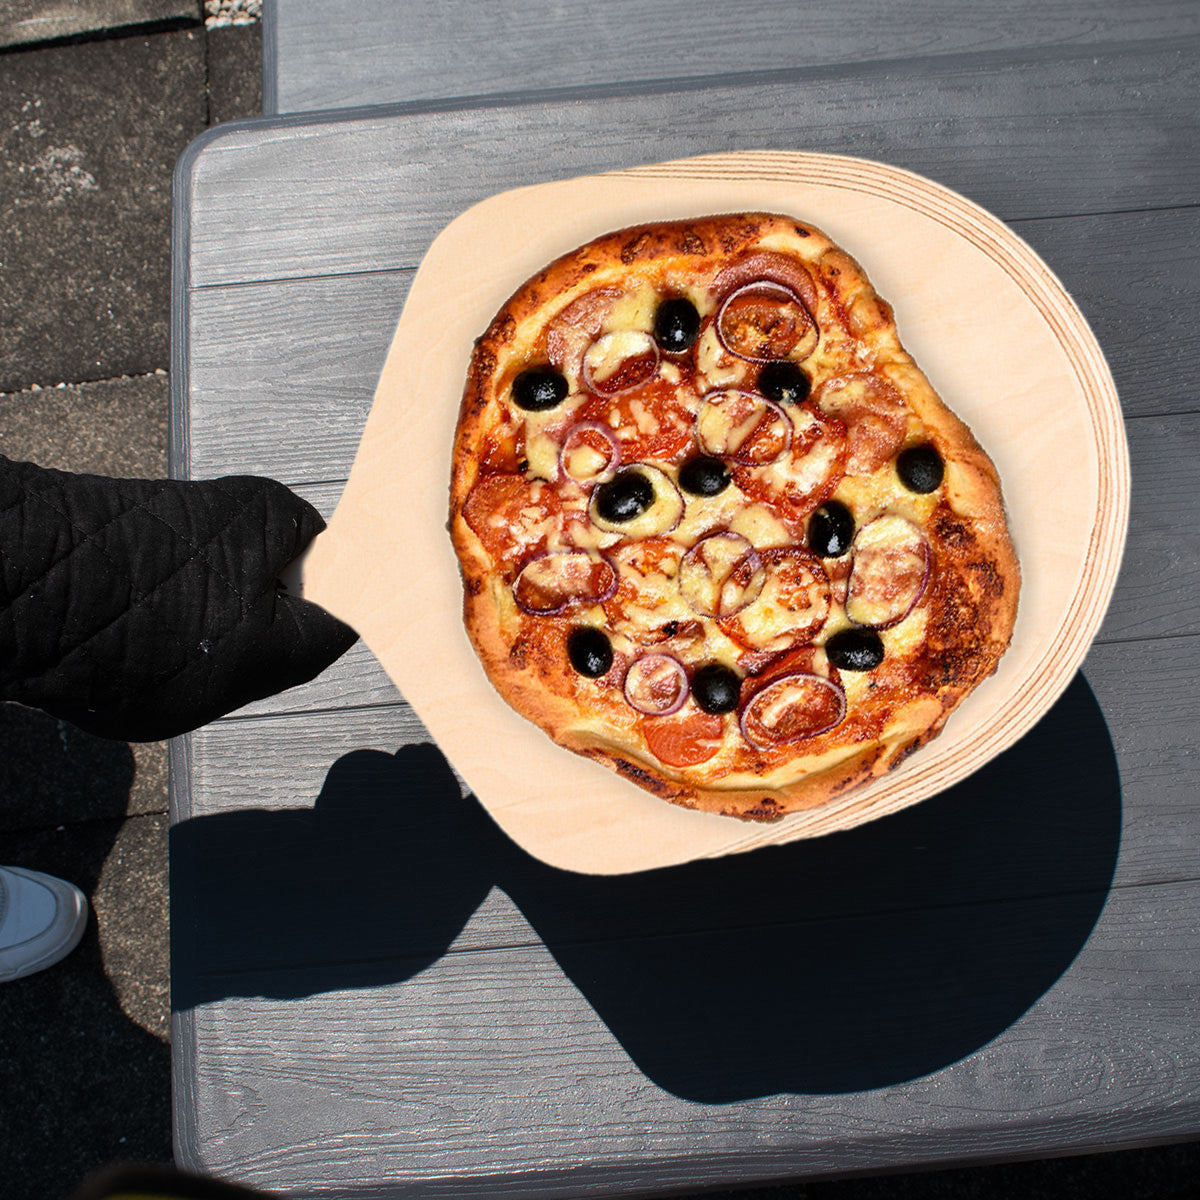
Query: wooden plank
[
  {"left": 1015, "top": 207, "right": 1200, "bottom": 429},
  {"left": 181, "top": 402, "right": 1200, "bottom": 728},
  {"left": 264, "top": 0, "right": 1200, "bottom": 115},
  {"left": 1095, "top": 413, "right": 1200, "bottom": 643},
  {"left": 182, "top": 36, "right": 1200, "bottom": 287},
  {"left": 175, "top": 878, "right": 1200, "bottom": 1194},
  {"left": 177, "top": 633, "right": 1200, "bottom": 925},
  {"left": 182, "top": 270, "right": 409, "bottom": 481},
  {"left": 174, "top": 664, "right": 1123, "bottom": 980},
  {"left": 182, "top": 205, "right": 1200, "bottom": 483}
]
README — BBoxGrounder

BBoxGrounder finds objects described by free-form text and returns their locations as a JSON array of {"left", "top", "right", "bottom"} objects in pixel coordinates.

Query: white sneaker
[{"left": 0, "top": 866, "right": 89, "bottom": 982}]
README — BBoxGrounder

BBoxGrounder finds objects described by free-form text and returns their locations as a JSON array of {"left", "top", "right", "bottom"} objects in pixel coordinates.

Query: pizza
[{"left": 449, "top": 212, "right": 1019, "bottom": 820}]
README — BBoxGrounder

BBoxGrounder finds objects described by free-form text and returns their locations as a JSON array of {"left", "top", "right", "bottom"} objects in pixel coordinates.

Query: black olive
[
  {"left": 807, "top": 500, "right": 855, "bottom": 558},
  {"left": 825, "top": 628, "right": 885, "bottom": 671},
  {"left": 678, "top": 456, "right": 731, "bottom": 497},
  {"left": 595, "top": 470, "right": 655, "bottom": 522},
  {"left": 567, "top": 626, "right": 613, "bottom": 678},
  {"left": 692, "top": 664, "right": 741, "bottom": 714},
  {"left": 654, "top": 297, "right": 701, "bottom": 353},
  {"left": 511, "top": 367, "right": 568, "bottom": 412},
  {"left": 758, "top": 361, "right": 811, "bottom": 405},
  {"left": 897, "top": 443, "right": 944, "bottom": 493}
]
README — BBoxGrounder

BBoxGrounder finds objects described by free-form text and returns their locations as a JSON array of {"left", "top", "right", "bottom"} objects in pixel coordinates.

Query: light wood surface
[{"left": 172, "top": 4, "right": 1200, "bottom": 1194}]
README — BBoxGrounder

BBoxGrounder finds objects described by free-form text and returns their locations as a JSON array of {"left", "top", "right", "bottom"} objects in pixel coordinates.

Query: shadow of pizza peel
[{"left": 171, "top": 671, "right": 1120, "bottom": 1101}]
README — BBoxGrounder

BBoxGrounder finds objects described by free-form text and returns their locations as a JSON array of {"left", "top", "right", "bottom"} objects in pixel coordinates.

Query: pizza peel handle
[{"left": 276, "top": 152, "right": 1128, "bottom": 875}]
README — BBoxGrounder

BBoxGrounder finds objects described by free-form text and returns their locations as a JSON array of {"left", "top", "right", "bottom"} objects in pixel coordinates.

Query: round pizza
[{"left": 449, "top": 213, "right": 1019, "bottom": 820}]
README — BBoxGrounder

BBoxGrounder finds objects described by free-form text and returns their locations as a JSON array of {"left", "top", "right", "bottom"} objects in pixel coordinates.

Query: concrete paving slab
[
  {"left": 93, "top": 809, "right": 169, "bottom": 1039},
  {"left": 0, "top": 28, "right": 207, "bottom": 393},
  {"left": 0, "top": 372, "right": 167, "bottom": 476},
  {"left": 0, "top": 703, "right": 166, "bottom": 831},
  {"left": 206, "top": 19, "right": 261, "bottom": 124},
  {"left": 0, "top": 0, "right": 199, "bottom": 48},
  {"left": 0, "top": 817, "right": 171, "bottom": 1200}
]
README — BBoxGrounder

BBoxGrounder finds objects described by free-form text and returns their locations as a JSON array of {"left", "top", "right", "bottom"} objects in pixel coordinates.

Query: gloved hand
[{"left": 0, "top": 455, "right": 358, "bottom": 741}]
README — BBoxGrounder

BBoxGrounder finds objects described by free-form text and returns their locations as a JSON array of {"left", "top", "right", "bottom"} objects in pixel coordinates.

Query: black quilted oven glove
[{"left": 0, "top": 455, "right": 359, "bottom": 742}]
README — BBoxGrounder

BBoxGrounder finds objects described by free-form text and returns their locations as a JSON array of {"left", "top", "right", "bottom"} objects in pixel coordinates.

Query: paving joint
[
  {"left": 0, "top": 15, "right": 200, "bottom": 54},
  {"left": 2, "top": 368, "right": 169, "bottom": 394}
]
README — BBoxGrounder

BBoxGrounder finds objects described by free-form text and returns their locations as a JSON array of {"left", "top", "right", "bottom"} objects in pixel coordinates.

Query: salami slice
[
  {"left": 845, "top": 514, "right": 931, "bottom": 628},
  {"left": 513, "top": 552, "right": 617, "bottom": 615},
  {"left": 814, "top": 372, "right": 908, "bottom": 475},
  {"left": 740, "top": 673, "right": 847, "bottom": 748}
]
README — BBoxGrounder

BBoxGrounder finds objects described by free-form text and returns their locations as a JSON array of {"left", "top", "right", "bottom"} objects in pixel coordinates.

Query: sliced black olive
[
  {"left": 594, "top": 470, "right": 655, "bottom": 523},
  {"left": 825, "top": 628, "right": 885, "bottom": 671},
  {"left": 511, "top": 367, "right": 568, "bottom": 412},
  {"left": 692, "top": 663, "right": 741, "bottom": 714},
  {"left": 678, "top": 455, "right": 731, "bottom": 497},
  {"left": 758, "top": 361, "right": 811, "bottom": 406},
  {"left": 654, "top": 297, "right": 701, "bottom": 353},
  {"left": 567, "top": 626, "right": 613, "bottom": 678},
  {"left": 807, "top": 500, "right": 855, "bottom": 558},
  {"left": 897, "top": 443, "right": 944, "bottom": 493}
]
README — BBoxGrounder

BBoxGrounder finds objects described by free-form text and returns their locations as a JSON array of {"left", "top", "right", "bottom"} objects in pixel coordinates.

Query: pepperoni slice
[
  {"left": 695, "top": 390, "right": 792, "bottom": 465},
  {"left": 739, "top": 673, "right": 846, "bottom": 749},
  {"left": 580, "top": 375, "right": 696, "bottom": 463},
  {"left": 679, "top": 532, "right": 765, "bottom": 619},
  {"left": 734, "top": 406, "right": 847, "bottom": 522},
  {"left": 545, "top": 287, "right": 624, "bottom": 379},
  {"left": 719, "top": 547, "right": 830, "bottom": 655},
  {"left": 845, "top": 515, "right": 931, "bottom": 628},
  {"left": 813, "top": 373, "right": 908, "bottom": 475},
  {"left": 582, "top": 330, "right": 660, "bottom": 396},
  {"left": 716, "top": 283, "right": 818, "bottom": 363},
  {"left": 512, "top": 552, "right": 616, "bottom": 616},
  {"left": 559, "top": 421, "right": 621, "bottom": 484},
  {"left": 603, "top": 536, "right": 690, "bottom": 644},
  {"left": 624, "top": 653, "right": 689, "bottom": 715},
  {"left": 642, "top": 708, "right": 725, "bottom": 767},
  {"left": 461, "top": 474, "right": 564, "bottom": 565},
  {"left": 711, "top": 252, "right": 820, "bottom": 315}
]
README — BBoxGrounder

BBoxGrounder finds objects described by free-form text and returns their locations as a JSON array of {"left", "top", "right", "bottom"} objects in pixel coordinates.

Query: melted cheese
[
  {"left": 583, "top": 330, "right": 658, "bottom": 388},
  {"left": 602, "top": 287, "right": 658, "bottom": 334},
  {"left": 524, "top": 430, "right": 561, "bottom": 481}
]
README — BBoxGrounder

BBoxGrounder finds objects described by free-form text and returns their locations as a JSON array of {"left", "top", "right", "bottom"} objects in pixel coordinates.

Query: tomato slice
[
  {"left": 733, "top": 407, "right": 847, "bottom": 521},
  {"left": 581, "top": 376, "right": 695, "bottom": 464},
  {"left": 461, "top": 473, "right": 561, "bottom": 564},
  {"left": 641, "top": 708, "right": 725, "bottom": 768}
]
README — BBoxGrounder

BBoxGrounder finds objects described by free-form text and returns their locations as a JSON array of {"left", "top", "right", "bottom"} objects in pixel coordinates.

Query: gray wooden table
[{"left": 171, "top": 2, "right": 1200, "bottom": 1195}]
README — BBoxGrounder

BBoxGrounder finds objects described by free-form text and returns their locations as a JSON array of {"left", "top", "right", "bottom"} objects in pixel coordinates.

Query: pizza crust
[{"left": 450, "top": 213, "right": 1019, "bottom": 820}]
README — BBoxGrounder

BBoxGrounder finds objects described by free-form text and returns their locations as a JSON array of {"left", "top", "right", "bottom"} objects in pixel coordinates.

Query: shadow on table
[{"left": 171, "top": 671, "right": 1120, "bottom": 1101}]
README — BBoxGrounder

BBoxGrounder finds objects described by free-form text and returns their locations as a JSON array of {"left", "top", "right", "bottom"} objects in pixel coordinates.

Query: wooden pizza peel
[{"left": 291, "top": 151, "right": 1129, "bottom": 875}]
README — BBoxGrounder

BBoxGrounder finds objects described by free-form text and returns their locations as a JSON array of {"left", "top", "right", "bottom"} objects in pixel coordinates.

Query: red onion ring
[
  {"left": 581, "top": 330, "right": 660, "bottom": 396},
  {"left": 739, "top": 673, "right": 847, "bottom": 749},
  {"left": 679, "top": 532, "right": 766, "bottom": 619},
  {"left": 715, "top": 281, "right": 818, "bottom": 364},
  {"left": 719, "top": 547, "right": 831, "bottom": 652},
  {"left": 695, "top": 389, "right": 793, "bottom": 465},
  {"left": 512, "top": 551, "right": 617, "bottom": 616},
  {"left": 623, "top": 653, "right": 689, "bottom": 716},
  {"left": 845, "top": 515, "right": 931, "bottom": 629},
  {"left": 711, "top": 252, "right": 820, "bottom": 313},
  {"left": 558, "top": 420, "right": 622, "bottom": 484}
]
